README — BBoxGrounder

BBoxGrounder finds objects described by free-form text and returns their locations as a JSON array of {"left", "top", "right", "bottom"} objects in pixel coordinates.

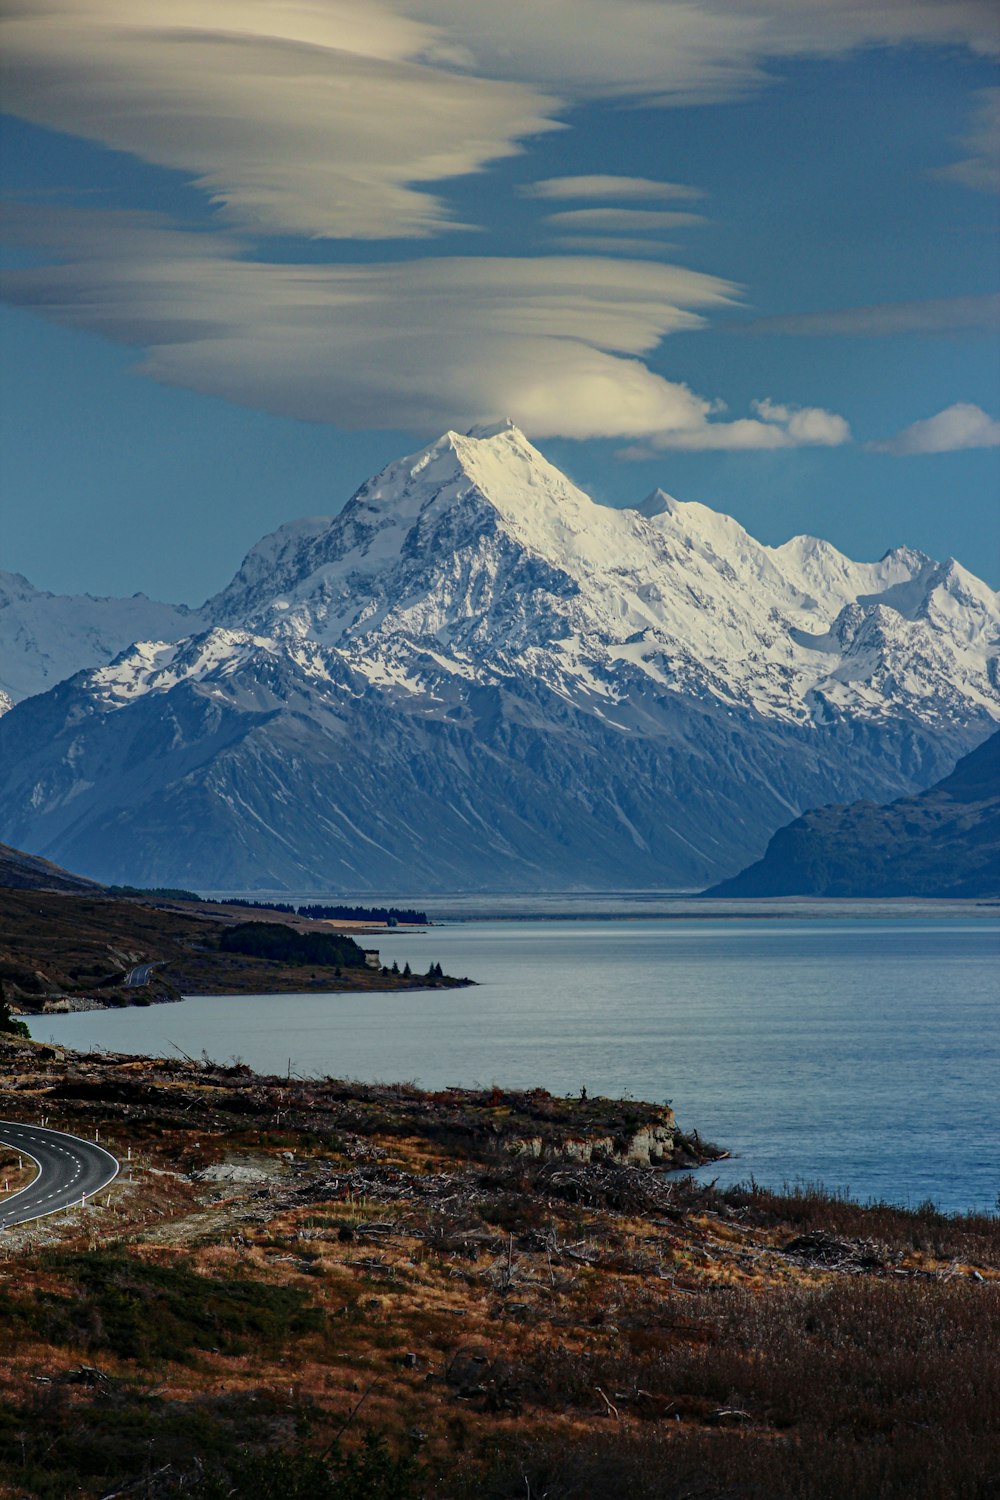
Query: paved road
[
  {"left": 122, "top": 962, "right": 154, "bottom": 988},
  {"left": 0, "top": 1122, "right": 120, "bottom": 1230}
]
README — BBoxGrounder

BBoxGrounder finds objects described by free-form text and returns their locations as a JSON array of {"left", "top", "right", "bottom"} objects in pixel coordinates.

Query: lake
[{"left": 28, "top": 913, "right": 1000, "bottom": 1215}]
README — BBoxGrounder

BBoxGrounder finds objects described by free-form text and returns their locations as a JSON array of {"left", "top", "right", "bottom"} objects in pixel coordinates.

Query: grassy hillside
[
  {"left": 0, "top": 1036, "right": 996, "bottom": 1500},
  {"left": 0, "top": 890, "right": 466, "bottom": 1007}
]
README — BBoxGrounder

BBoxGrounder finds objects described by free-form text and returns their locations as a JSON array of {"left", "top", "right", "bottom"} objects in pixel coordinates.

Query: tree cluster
[{"left": 217, "top": 922, "right": 364, "bottom": 968}]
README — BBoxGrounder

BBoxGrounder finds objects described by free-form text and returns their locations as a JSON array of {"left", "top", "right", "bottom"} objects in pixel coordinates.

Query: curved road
[
  {"left": 0, "top": 1121, "right": 120, "bottom": 1230},
  {"left": 122, "top": 962, "right": 154, "bottom": 988}
]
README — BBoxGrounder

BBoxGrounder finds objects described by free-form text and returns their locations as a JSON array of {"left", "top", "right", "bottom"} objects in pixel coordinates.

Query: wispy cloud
[
  {"left": 1, "top": 202, "right": 853, "bottom": 451},
  {"left": 2, "top": 1, "right": 996, "bottom": 446},
  {"left": 4, "top": 2, "right": 997, "bottom": 245},
  {"left": 1, "top": 1, "right": 561, "bottom": 240},
  {"left": 0, "top": 203, "right": 739, "bottom": 438},
  {"left": 870, "top": 403, "right": 1000, "bottom": 454},
  {"left": 523, "top": 175, "right": 703, "bottom": 201},
  {"left": 733, "top": 294, "right": 1000, "bottom": 336},
  {"left": 934, "top": 88, "right": 1000, "bottom": 193},
  {"left": 411, "top": 1, "right": 999, "bottom": 104},
  {"left": 618, "top": 397, "right": 850, "bottom": 456}
]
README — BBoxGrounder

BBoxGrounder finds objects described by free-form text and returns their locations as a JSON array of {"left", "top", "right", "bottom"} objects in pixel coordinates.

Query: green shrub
[{"left": 0, "top": 1251, "right": 323, "bottom": 1363}]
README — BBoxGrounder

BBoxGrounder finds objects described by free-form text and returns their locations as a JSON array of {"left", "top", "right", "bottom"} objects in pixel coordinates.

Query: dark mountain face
[
  {"left": 0, "top": 648, "right": 981, "bottom": 893},
  {"left": 0, "top": 425, "right": 997, "bottom": 892},
  {"left": 706, "top": 731, "right": 1000, "bottom": 899}
]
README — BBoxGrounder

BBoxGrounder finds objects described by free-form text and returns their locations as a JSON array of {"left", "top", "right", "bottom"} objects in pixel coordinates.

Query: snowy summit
[{"left": 0, "top": 425, "right": 996, "bottom": 891}]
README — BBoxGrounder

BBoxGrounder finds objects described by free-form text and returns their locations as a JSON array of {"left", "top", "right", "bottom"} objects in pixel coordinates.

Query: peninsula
[{"left": 0, "top": 841, "right": 468, "bottom": 1015}]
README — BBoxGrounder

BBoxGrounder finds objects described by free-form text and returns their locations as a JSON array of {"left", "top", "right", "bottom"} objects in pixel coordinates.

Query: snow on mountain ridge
[
  {"left": 5, "top": 425, "right": 998, "bottom": 737},
  {"left": 3, "top": 423, "right": 996, "bottom": 892},
  {"left": 0, "top": 569, "right": 202, "bottom": 708},
  {"left": 195, "top": 424, "right": 997, "bottom": 728}
]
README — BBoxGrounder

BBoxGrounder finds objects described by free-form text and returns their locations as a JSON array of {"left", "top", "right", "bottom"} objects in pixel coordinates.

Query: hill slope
[
  {"left": 0, "top": 840, "right": 101, "bottom": 893},
  {"left": 706, "top": 731, "right": 1000, "bottom": 898}
]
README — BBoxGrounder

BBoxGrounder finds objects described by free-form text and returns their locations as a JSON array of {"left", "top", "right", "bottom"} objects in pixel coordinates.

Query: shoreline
[
  {"left": 0, "top": 1031, "right": 995, "bottom": 1500},
  {"left": 0, "top": 886, "right": 472, "bottom": 1020},
  {"left": 22, "top": 975, "right": 477, "bottom": 1017}
]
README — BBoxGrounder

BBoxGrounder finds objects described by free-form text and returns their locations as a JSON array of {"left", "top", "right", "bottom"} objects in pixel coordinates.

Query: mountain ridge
[
  {"left": 0, "top": 424, "right": 996, "bottom": 890},
  {"left": 0, "top": 568, "right": 202, "bottom": 708},
  {"left": 705, "top": 730, "right": 1000, "bottom": 899}
]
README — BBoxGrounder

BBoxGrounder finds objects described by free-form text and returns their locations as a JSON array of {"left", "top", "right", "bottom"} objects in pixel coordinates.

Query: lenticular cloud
[{"left": 0, "top": 203, "right": 851, "bottom": 448}]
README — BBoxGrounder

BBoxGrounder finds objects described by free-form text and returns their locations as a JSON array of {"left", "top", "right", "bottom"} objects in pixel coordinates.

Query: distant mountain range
[
  {"left": 1, "top": 422, "right": 997, "bottom": 891},
  {"left": 707, "top": 730, "right": 1000, "bottom": 898},
  {"left": 0, "top": 569, "right": 199, "bottom": 710}
]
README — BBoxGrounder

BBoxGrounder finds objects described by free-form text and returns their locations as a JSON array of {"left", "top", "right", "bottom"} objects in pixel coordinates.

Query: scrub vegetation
[{"left": 0, "top": 1037, "right": 996, "bottom": 1500}]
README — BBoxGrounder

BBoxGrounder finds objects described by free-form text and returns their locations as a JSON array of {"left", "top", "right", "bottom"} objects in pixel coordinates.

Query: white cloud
[
  {"left": 0, "top": 204, "right": 857, "bottom": 450},
  {"left": 0, "top": 0, "right": 561, "bottom": 240},
  {"left": 935, "top": 88, "right": 1000, "bottom": 193},
  {"left": 0, "top": 204, "right": 739, "bottom": 438},
  {"left": 1, "top": 1, "right": 994, "bottom": 447},
  {"left": 523, "top": 175, "right": 703, "bottom": 201},
  {"left": 619, "top": 397, "right": 851, "bottom": 455},
  {"left": 870, "top": 403, "right": 1000, "bottom": 454},
  {"left": 544, "top": 208, "right": 705, "bottom": 233},
  {"left": 410, "top": 1, "right": 999, "bottom": 102},
  {"left": 0, "top": 202, "right": 847, "bottom": 450},
  {"left": 3, "top": 1, "right": 997, "bottom": 244}
]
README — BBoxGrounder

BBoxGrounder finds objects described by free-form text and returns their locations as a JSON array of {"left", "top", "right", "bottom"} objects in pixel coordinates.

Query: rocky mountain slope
[
  {"left": 706, "top": 730, "right": 1000, "bottom": 898},
  {"left": 0, "top": 423, "right": 997, "bottom": 890}
]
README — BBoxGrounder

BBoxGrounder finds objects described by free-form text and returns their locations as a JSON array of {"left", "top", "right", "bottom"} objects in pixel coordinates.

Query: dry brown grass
[{"left": 0, "top": 1040, "right": 997, "bottom": 1499}]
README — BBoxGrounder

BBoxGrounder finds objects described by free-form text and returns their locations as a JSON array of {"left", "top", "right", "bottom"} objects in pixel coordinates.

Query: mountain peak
[
  {"left": 1, "top": 427, "right": 997, "bottom": 893},
  {"left": 464, "top": 417, "right": 520, "bottom": 439},
  {"left": 630, "top": 488, "right": 675, "bottom": 519},
  {"left": 348, "top": 420, "right": 593, "bottom": 540}
]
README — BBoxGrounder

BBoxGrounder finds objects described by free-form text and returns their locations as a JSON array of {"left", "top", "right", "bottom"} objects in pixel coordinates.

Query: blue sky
[{"left": 1, "top": 2, "right": 998, "bottom": 602}]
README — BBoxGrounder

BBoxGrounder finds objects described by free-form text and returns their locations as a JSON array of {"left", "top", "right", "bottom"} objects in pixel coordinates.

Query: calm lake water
[{"left": 29, "top": 915, "right": 1000, "bottom": 1215}]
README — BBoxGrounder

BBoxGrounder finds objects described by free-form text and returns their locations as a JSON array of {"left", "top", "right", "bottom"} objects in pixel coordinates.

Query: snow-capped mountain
[
  {"left": 0, "top": 569, "right": 201, "bottom": 708},
  {"left": 0, "top": 422, "right": 996, "bottom": 891},
  {"left": 190, "top": 422, "right": 997, "bottom": 732}
]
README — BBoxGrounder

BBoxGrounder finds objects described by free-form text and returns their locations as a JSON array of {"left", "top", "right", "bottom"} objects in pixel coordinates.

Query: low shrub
[{"left": 0, "top": 1251, "right": 323, "bottom": 1363}]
